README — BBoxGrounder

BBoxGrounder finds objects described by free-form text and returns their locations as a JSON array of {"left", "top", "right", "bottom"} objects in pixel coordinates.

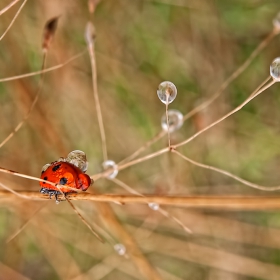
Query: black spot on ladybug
[
  {"left": 59, "top": 177, "right": 68, "bottom": 185},
  {"left": 52, "top": 164, "right": 61, "bottom": 172},
  {"left": 43, "top": 176, "right": 48, "bottom": 184}
]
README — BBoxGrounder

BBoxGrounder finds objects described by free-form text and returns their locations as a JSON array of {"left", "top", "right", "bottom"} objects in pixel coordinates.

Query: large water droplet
[
  {"left": 161, "top": 109, "right": 183, "bottom": 133},
  {"left": 157, "top": 81, "right": 177, "bottom": 104},
  {"left": 66, "top": 150, "right": 88, "bottom": 172},
  {"left": 270, "top": 58, "right": 280, "bottom": 81},
  {"left": 103, "top": 160, "right": 118, "bottom": 179}
]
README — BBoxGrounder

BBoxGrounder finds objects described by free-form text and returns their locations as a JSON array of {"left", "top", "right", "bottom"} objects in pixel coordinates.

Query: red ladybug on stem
[{"left": 40, "top": 150, "right": 92, "bottom": 201}]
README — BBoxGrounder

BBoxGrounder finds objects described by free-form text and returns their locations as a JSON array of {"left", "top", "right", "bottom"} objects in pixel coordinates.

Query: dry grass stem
[
  {"left": 182, "top": 30, "right": 278, "bottom": 122},
  {"left": 173, "top": 149, "right": 280, "bottom": 191},
  {"left": 175, "top": 79, "right": 276, "bottom": 148},
  {"left": 0, "top": 0, "right": 27, "bottom": 41},
  {"left": 65, "top": 197, "right": 104, "bottom": 242},
  {"left": 86, "top": 22, "right": 108, "bottom": 161},
  {"left": 1, "top": 190, "right": 280, "bottom": 209},
  {"left": 0, "top": 50, "right": 86, "bottom": 83},
  {"left": 0, "top": 0, "right": 21, "bottom": 16}
]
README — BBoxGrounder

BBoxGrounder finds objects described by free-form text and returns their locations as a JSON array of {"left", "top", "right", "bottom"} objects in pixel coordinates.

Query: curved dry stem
[
  {"left": 0, "top": 0, "right": 21, "bottom": 16},
  {"left": 0, "top": 53, "right": 47, "bottom": 149},
  {"left": 1, "top": 190, "right": 280, "bottom": 209},
  {"left": 182, "top": 30, "right": 277, "bottom": 122},
  {"left": 94, "top": 75, "right": 273, "bottom": 182},
  {"left": 0, "top": 50, "right": 86, "bottom": 83},
  {"left": 165, "top": 95, "right": 171, "bottom": 148},
  {"left": 117, "top": 27, "right": 277, "bottom": 166},
  {"left": 92, "top": 147, "right": 169, "bottom": 181},
  {"left": 65, "top": 197, "right": 104, "bottom": 242},
  {"left": 172, "top": 149, "right": 280, "bottom": 191},
  {"left": 0, "top": 0, "right": 27, "bottom": 41},
  {"left": 174, "top": 79, "right": 276, "bottom": 149},
  {"left": 87, "top": 32, "right": 108, "bottom": 162},
  {"left": 249, "top": 75, "right": 272, "bottom": 98}
]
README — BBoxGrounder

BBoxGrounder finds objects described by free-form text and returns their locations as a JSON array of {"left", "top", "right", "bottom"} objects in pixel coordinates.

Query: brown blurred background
[{"left": 1, "top": 0, "right": 280, "bottom": 279}]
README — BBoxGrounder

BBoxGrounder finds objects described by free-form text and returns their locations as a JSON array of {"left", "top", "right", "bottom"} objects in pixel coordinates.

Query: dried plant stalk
[{"left": 1, "top": 191, "right": 280, "bottom": 210}]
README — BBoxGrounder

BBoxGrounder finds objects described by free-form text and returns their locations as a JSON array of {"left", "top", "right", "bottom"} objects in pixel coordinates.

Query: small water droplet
[
  {"left": 157, "top": 81, "right": 177, "bottom": 104},
  {"left": 161, "top": 109, "right": 183, "bottom": 133},
  {"left": 114, "top": 243, "right": 126, "bottom": 255},
  {"left": 148, "top": 202, "right": 159, "bottom": 211},
  {"left": 270, "top": 58, "right": 280, "bottom": 81},
  {"left": 103, "top": 160, "right": 118, "bottom": 179},
  {"left": 66, "top": 150, "right": 88, "bottom": 172}
]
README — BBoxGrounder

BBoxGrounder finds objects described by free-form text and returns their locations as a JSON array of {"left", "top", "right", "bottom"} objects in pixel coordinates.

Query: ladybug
[{"left": 40, "top": 151, "right": 92, "bottom": 201}]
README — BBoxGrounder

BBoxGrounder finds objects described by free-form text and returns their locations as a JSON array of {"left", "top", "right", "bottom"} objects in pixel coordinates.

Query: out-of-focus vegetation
[{"left": 1, "top": 0, "right": 280, "bottom": 279}]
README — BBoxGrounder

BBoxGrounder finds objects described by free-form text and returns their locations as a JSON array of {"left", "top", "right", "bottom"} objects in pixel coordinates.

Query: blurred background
[{"left": 1, "top": 0, "right": 280, "bottom": 279}]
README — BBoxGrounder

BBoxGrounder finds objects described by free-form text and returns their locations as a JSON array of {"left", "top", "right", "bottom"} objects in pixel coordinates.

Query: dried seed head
[{"left": 42, "top": 16, "right": 59, "bottom": 52}]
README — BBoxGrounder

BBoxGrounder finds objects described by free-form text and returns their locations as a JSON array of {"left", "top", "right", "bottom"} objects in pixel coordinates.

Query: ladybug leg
[{"left": 55, "top": 193, "right": 59, "bottom": 203}]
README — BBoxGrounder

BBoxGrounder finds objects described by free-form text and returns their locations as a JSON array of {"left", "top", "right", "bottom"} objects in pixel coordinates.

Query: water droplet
[
  {"left": 273, "top": 12, "right": 280, "bottom": 31},
  {"left": 102, "top": 160, "right": 118, "bottom": 179},
  {"left": 270, "top": 58, "right": 280, "bottom": 81},
  {"left": 114, "top": 243, "right": 126, "bottom": 256},
  {"left": 161, "top": 109, "right": 183, "bottom": 133},
  {"left": 66, "top": 150, "right": 88, "bottom": 172},
  {"left": 148, "top": 202, "right": 159, "bottom": 211},
  {"left": 157, "top": 81, "right": 177, "bottom": 104},
  {"left": 41, "top": 163, "right": 51, "bottom": 173}
]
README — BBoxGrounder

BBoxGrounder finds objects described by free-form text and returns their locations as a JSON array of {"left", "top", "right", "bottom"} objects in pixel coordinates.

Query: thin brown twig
[
  {"left": 174, "top": 79, "right": 276, "bottom": 149},
  {"left": 65, "top": 197, "right": 104, "bottom": 242},
  {"left": 249, "top": 75, "right": 272, "bottom": 98},
  {"left": 0, "top": 0, "right": 20, "bottom": 16},
  {"left": 113, "top": 31, "right": 277, "bottom": 168},
  {"left": 182, "top": 30, "right": 278, "bottom": 122},
  {"left": 1, "top": 191, "right": 280, "bottom": 209},
  {"left": 94, "top": 76, "right": 273, "bottom": 179},
  {"left": 0, "top": 0, "right": 27, "bottom": 41},
  {"left": 0, "top": 50, "right": 86, "bottom": 83},
  {"left": 86, "top": 23, "right": 108, "bottom": 161},
  {"left": 92, "top": 147, "right": 169, "bottom": 181},
  {"left": 165, "top": 95, "right": 171, "bottom": 148},
  {"left": 172, "top": 149, "right": 280, "bottom": 191}
]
